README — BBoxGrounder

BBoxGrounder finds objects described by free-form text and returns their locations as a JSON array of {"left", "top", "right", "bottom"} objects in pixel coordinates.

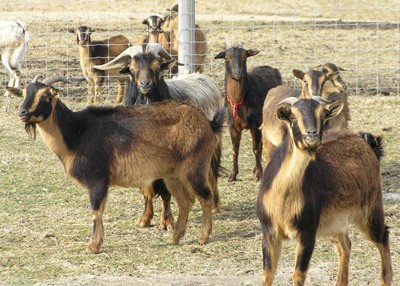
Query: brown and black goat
[
  {"left": 215, "top": 42, "right": 282, "bottom": 182},
  {"left": 9, "top": 78, "right": 225, "bottom": 254},
  {"left": 94, "top": 44, "right": 224, "bottom": 230},
  {"left": 261, "top": 64, "right": 349, "bottom": 164},
  {"left": 257, "top": 95, "right": 392, "bottom": 286},
  {"left": 69, "top": 26, "right": 131, "bottom": 103}
]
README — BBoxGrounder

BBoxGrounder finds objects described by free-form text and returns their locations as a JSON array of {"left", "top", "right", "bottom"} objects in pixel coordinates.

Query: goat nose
[
  {"left": 19, "top": 109, "right": 28, "bottom": 117},
  {"left": 307, "top": 130, "right": 318, "bottom": 139},
  {"left": 140, "top": 81, "right": 150, "bottom": 87}
]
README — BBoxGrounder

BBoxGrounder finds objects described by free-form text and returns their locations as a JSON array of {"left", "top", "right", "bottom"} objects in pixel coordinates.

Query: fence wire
[{"left": 0, "top": 0, "right": 399, "bottom": 106}]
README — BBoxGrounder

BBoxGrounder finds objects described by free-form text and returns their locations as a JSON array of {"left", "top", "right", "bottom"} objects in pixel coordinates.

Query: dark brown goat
[
  {"left": 68, "top": 26, "right": 131, "bottom": 103},
  {"left": 215, "top": 42, "right": 282, "bottom": 181},
  {"left": 257, "top": 95, "right": 392, "bottom": 286},
  {"left": 10, "top": 79, "right": 224, "bottom": 254},
  {"left": 261, "top": 64, "right": 349, "bottom": 164}
]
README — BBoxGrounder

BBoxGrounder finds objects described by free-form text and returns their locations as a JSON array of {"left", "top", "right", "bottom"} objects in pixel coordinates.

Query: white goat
[{"left": 0, "top": 20, "right": 31, "bottom": 96}]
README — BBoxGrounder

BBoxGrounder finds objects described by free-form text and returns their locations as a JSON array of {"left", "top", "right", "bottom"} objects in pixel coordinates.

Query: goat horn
[
  {"left": 31, "top": 75, "right": 44, "bottom": 83},
  {"left": 93, "top": 46, "right": 144, "bottom": 70},
  {"left": 276, "top": 97, "right": 299, "bottom": 106},
  {"left": 42, "top": 76, "right": 71, "bottom": 86},
  {"left": 312, "top": 96, "right": 331, "bottom": 104},
  {"left": 238, "top": 40, "right": 244, "bottom": 48},
  {"left": 146, "top": 43, "right": 173, "bottom": 60}
]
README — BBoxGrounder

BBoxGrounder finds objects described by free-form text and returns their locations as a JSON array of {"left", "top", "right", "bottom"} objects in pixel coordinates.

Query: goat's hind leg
[
  {"left": 357, "top": 206, "right": 392, "bottom": 286},
  {"left": 331, "top": 232, "right": 351, "bottom": 286},
  {"left": 86, "top": 185, "right": 108, "bottom": 254},
  {"left": 153, "top": 179, "right": 174, "bottom": 230},
  {"left": 163, "top": 178, "right": 194, "bottom": 244},
  {"left": 137, "top": 185, "right": 154, "bottom": 228}
]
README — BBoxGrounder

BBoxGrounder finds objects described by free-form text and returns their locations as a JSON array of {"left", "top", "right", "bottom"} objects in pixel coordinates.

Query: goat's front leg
[
  {"left": 115, "top": 79, "right": 125, "bottom": 103},
  {"left": 250, "top": 127, "right": 263, "bottom": 181},
  {"left": 86, "top": 186, "right": 108, "bottom": 254},
  {"left": 228, "top": 124, "right": 242, "bottom": 182},
  {"left": 292, "top": 233, "right": 316, "bottom": 286},
  {"left": 88, "top": 78, "right": 95, "bottom": 104},
  {"left": 137, "top": 185, "right": 154, "bottom": 228}
]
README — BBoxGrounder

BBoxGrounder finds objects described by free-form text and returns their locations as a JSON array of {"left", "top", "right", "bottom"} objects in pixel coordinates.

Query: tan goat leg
[
  {"left": 115, "top": 79, "right": 125, "bottom": 103},
  {"left": 137, "top": 186, "right": 154, "bottom": 228},
  {"left": 164, "top": 178, "right": 194, "bottom": 244},
  {"left": 86, "top": 197, "right": 107, "bottom": 254},
  {"left": 261, "top": 235, "right": 282, "bottom": 286},
  {"left": 198, "top": 198, "right": 213, "bottom": 244},
  {"left": 331, "top": 233, "right": 351, "bottom": 286},
  {"left": 292, "top": 235, "right": 315, "bottom": 286}
]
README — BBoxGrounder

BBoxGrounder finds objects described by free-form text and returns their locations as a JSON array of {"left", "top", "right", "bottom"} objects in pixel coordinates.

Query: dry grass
[{"left": 0, "top": 1, "right": 400, "bottom": 285}]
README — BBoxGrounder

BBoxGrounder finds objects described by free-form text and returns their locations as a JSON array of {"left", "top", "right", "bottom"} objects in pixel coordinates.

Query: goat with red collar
[{"left": 215, "top": 41, "right": 282, "bottom": 182}]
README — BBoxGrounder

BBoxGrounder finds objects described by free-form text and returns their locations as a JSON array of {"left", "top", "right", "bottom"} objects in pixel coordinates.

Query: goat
[
  {"left": 9, "top": 77, "right": 225, "bottom": 254},
  {"left": 139, "top": 14, "right": 179, "bottom": 74},
  {"left": 68, "top": 26, "right": 131, "bottom": 103},
  {"left": 214, "top": 42, "right": 282, "bottom": 182},
  {"left": 257, "top": 95, "right": 392, "bottom": 286},
  {"left": 261, "top": 64, "right": 350, "bottom": 164},
  {"left": 93, "top": 43, "right": 224, "bottom": 230},
  {"left": 160, "top": 10, "right": 208, "bottom": 73},
  {"left": 0, "top": 20, "right": 31, "bottom": 97}
]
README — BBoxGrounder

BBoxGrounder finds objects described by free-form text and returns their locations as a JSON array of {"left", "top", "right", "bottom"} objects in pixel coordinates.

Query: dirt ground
[{"left": 1, "top": 1, "right": 399, "bottom": 286}]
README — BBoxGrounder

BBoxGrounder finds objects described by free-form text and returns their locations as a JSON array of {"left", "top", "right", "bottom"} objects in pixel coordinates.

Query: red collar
[{"left": 226, "top": 95, "right": 244, "bottom": 119}]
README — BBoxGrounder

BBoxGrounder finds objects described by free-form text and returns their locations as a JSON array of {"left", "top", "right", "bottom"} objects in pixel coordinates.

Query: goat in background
[
  {"left": 0, "top": 20, "right": 31, "bottom": 97},
  {"left": 69, "top": 26, "right": 131, "bottom": 103},
  {"left": 215, "top": 41, "right": 282, "bottom": 182}
]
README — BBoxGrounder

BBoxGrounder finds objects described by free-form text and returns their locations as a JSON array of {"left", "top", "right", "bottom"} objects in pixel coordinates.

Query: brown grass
[{"left": 0, "top": 1, "right": 399, "bottom": 285}]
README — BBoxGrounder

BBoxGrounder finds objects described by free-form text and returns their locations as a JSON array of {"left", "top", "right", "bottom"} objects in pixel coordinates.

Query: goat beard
[
  {"left": 307, "top": 148, "right": 317, "bottom": 160},
  {"left": 25, "top": 123, "right": 37, "bottom": 141}
]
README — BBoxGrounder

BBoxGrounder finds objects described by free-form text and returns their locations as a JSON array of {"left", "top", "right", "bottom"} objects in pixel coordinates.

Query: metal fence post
[{"left": 178, "top": 0, "right": 195, "bottom": 75}]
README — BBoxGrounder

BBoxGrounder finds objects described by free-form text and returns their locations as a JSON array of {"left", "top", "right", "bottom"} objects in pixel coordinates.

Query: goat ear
[
  {"left": 49, "top": 88, "right": 60, "bottom": 98},
  {"left": 119, "top": 66, "right": 130, "bottom": 74},
  {"left": 277, "top": 106, "right": 292, "bottom": 121},
  {"left": 6, "top": 87, "right": 22, "bottom": 97},
  {"left": 88, "top": 27, "right": 95, "bottom": 33},
  {"left": 68, "top": 28, "right": 76, "bottom": 34},
  {"left": 325, "top": 71, "right": 340, "bottom": 81},
  {"left": 292, "top": 69, "right": 305, "bottom": 80},
  {"left": 214, "top": 51, "right": 225, "bottom": 59},
  {"left": 161, "top": 59, "right": 176, "bottom": 71},
  {"left": 246, "top": 49, "right": 260, "bottom": 57},
  {"left": 142, "top": 18, "right": 149, "bottom": 25},
  {"left": 325, "top": 100, "right": 344, "bottom": 120}
]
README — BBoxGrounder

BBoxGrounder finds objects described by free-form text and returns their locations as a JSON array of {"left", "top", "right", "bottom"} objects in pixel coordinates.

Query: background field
[{"left": 0, "top": 1, "right": 399, "bottom": 285}]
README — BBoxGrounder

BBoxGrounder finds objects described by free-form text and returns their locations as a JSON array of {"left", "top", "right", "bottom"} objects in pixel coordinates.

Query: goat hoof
[
  {"left": 212, "top": 205, "right": 221, "bottom": 214},
  {"left": 86, "top": 243, "right": 101, "bottom": 254},
  {"left": 159, "top": 221, "right": 174, "bottom": 231},
  {"left": 228, "top": 173, "right": 237, "bottom": 182},
  {"left": 136, "top": 217, "right": 151, "bottom": 228},
  {"left": 198, "top": 234, "right": 209, "bottom": 245},
  {"left": 167, "top": 236, "right": 180, "bottom": 245}
]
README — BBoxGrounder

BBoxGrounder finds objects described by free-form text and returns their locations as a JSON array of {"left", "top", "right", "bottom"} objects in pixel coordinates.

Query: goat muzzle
[{"left": 18, "top": 110, "right": 30, "bottom": 122}]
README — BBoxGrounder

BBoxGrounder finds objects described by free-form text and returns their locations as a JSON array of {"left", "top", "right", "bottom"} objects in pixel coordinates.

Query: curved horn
[
  {"left": 42, "top": 76, "right": 71, "bottom": 86},
  {"left": 31, "top": 75, "right": 43, "bottom": 83},
  {"left": 312, "top": 96, "right": 331, "bottom": 104},
  {"left": 146, "top": 43, "right": 173, "bottom": 60},
  {"left": 276, "top": 97, "right": 299, "bottom": 106},
  {"left": 93, "top": 46, "right": 144, "bottom": 70}
]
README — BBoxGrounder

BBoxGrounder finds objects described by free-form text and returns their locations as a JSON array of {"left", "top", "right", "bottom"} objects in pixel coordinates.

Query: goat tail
[
  {"left": 210, "top": 107, "right": 226, "bottom": 135},
  {"left": 359, "top": 132, "right": 384, "bottom": 161}
]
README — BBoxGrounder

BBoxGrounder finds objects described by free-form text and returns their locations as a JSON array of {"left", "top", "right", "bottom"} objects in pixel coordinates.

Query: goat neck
[
  {"left": 36, "top": 98, "right": 76, "bottom": 169},
  {"left": 78, "top": 44, "right": 92, "bottom": 74},
  {"left": 148, "top": 31, "right": 160, "bottom": 43},
  {"left": 225, "top": 70, "right": 247, "bottom": 119}
]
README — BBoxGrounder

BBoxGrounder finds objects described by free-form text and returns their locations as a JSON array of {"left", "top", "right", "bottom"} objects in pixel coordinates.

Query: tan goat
[{"left": 69, "top": 26, "right": 131, "bottom": 103}]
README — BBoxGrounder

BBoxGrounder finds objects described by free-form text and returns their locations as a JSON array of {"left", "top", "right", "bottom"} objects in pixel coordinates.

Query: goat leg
[
  {"left": 86, "top": 188, "right": 108, "bottom": 254},
  {"left": 292, "top": 233, "right": 316, "bottom": 286},
  {"left": 228, "top": 124, "right": 241, "bottom": 182},
  {"left": 137, "top": 186, "right": 154, "bottom": 228},
  {"left": 251, "top": 128, "right": 263, "bottom": 181}
]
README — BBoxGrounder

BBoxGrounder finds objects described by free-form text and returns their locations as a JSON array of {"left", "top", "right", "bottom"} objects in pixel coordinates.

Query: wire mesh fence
[{"left": 0, "top": 0, "right": 399, "bottom": 106}]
